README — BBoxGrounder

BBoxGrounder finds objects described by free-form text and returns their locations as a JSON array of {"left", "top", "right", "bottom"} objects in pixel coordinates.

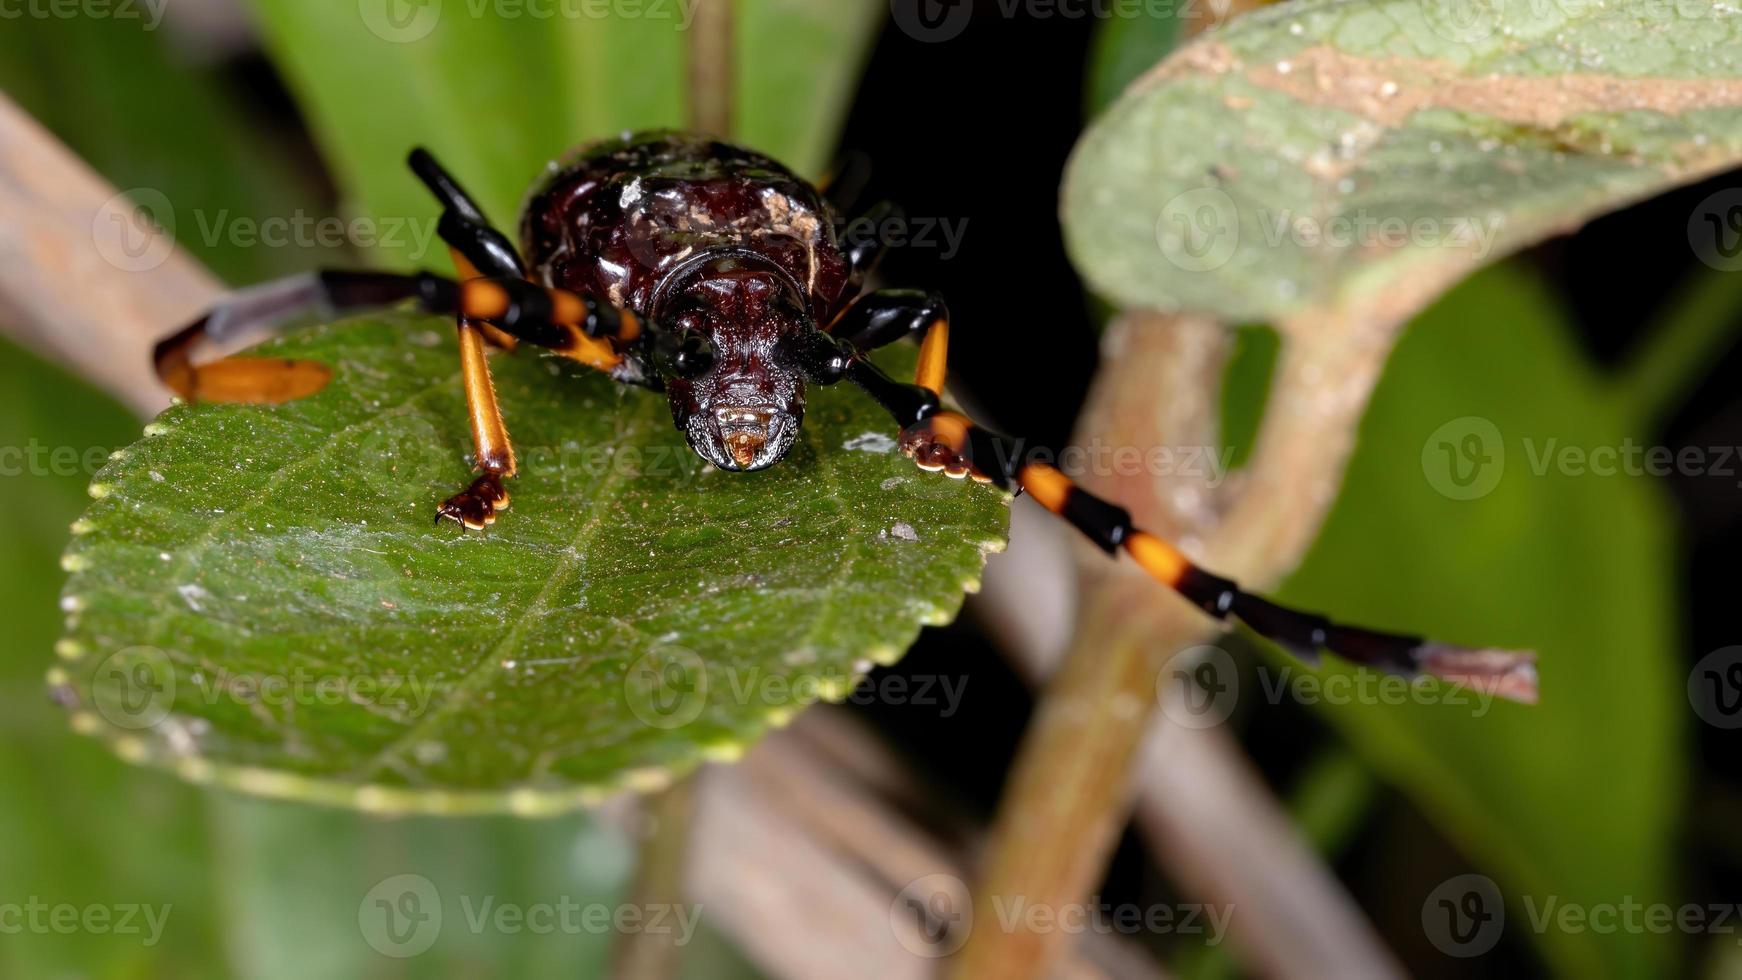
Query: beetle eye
[{"left": 672, "top": 333, "right": 714, "bottom": 379}]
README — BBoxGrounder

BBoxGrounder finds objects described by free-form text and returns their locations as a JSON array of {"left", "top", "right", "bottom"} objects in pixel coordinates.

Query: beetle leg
[
  {"left": 410, "top": 148, "right": 525, "bottom": 279},
  {"left": 153, "top": 269, "right": 638, "bottom": 403},
  {"left": 827, "top": 287, "right": 947, "bottom": 355},
  {"left": 838, "top": 201, "right": 904, "bottom": 287},
  {"left": 828, "top": 346, "right": 1538, "bottom": 703},
  {"left": 435, "top": 313, "right": 517, "bottom": 529}
]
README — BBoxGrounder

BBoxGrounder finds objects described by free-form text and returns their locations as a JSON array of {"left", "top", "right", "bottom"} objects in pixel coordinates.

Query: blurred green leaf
[
  {"left": 0, "top": 16, "right": 340, "bottom": 284},
  {"left": 208, "top": 794, "right": 631, "bottom": 977},
  {"left": 0, "top": 339, "right": 226, "bottom": 978},
  {"left": 1276, "top": 263, "right": 1681, "bottom": 978},
  {"left": 737, "top": 0, "right": 887, "bottom": 178},
  {"left": 1063, "top": 0, "right": 1742, "bottom": 321},
  {"left": 1084, "top": 1, "right": 1183, "bottom": 116},
  {"left": 244, "top": 0, "right": 883, "bottom": 268},
  {"left": 0, "top": 339, "right": 640, "bottom": 977},
  {"left": 52, "top": 316, "right": 1006, "bottom": 811}
]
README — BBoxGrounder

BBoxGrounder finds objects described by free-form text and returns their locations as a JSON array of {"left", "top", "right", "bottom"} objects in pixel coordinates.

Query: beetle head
[{"left": 653, "top": 252, "right": 813, "bottom": 472}]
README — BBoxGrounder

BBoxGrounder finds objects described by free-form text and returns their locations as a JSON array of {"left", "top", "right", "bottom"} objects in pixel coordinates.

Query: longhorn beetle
[{"left": 152, "top": 130, "right": 1537, "bottom": 702}]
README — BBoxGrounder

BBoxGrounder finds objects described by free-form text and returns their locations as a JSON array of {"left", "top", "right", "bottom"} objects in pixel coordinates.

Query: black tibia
[
  {"left": 840, "top": 200, "right": 904, "bottom": 283},
  {"left": 409, "top": 147, "right": 526, "bottom": 279},
  {"left": 829, "top": 288, "right": 947, "bottom": 352}
]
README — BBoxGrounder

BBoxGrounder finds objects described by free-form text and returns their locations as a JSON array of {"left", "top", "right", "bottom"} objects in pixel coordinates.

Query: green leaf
[
  {"left": 0, "top": 339, "right": 228, "bottom": 978},
  {"left": 1277, "top": 263, "right": 1680, "bottom": 978},
  {"left": 1084, "top": 1, "right": 1184, "bottom": 116},
  {"left": 51, "top": 315, "right": 1007, "bottom": 812},
  {"left": 1063, "top": 0, "right": 1742, "bottom": 322},
  {"left": 0, "top": 15, "right": 341, "bottom": 284},
  {"left": 737, "top": 0, "right": 888, "bottom": 178},
  {"left": 207, "top": 794, "right": 631, "bottom": 977},
  {"left": 243, "top": 0, "right": 883, "bottom": 269},
  {"left": 0, "top": 332, "right": 639, "bottom": 980}
]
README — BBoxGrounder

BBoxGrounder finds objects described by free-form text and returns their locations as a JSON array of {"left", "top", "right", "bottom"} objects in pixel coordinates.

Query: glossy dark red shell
[{"left": 517, "top": 130, "right": 853, "bottom": 323}]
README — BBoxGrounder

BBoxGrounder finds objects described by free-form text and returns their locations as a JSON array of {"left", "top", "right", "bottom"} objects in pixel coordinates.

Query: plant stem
[
  {"left": 687, "top": 0, "right": 735, "bottom": 139},
  {"left": 1613, "top": 267, "right": 1742, "bottom": 432},
  {"left": 949, "top": 576, "right": 1207, "bottom": 980},
  {"left": 611, "top": 776, "right": 697, "bottom": 980},
  {"left": 0, "top": 92, "right": 212, "bottom": 416}
]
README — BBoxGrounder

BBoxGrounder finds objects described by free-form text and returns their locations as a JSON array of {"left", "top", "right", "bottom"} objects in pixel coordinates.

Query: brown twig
[
  {"left": 612, "top": 777, "right": 697, "bottom": 980},
  {"left": 0, "top": 92, "right": 209, "bottom": 416},
  {"left": 954, "top": 304, "right": 1418, "bottom": 979},
  {"left": 687, "top": 0, "right": 736, "bottom": 139}
]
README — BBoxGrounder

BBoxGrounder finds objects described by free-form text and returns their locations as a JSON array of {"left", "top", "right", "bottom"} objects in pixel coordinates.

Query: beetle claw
[{"left": 437, "top": 474, "right": 510, "bottom": 530}]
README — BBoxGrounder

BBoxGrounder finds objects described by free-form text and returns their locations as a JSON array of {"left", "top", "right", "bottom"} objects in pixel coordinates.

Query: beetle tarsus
[{"left": 436, "top": 474, "right": 511, "bottom": 531}]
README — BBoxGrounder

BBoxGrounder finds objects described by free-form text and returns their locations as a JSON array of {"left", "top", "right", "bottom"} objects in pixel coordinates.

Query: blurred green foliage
[
  {"left": 0, "top": 14, "right": 338, "bottom": 284},
  {"left": 0, "top": 1, "right": 877, "bottom": 975},
  {"left": 1080, "top": 5, "right": 1714, "bottom": 977}
]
